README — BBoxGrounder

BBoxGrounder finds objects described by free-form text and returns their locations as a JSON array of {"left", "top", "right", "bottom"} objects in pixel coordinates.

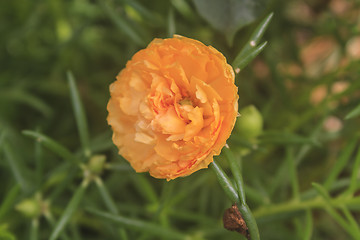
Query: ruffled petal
[{"left": 107, "top": 35, "right": 238, "bottom": 180}]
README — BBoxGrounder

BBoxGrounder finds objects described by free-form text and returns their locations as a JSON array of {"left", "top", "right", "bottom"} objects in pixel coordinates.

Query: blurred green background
[{"left": 1, "top": 0, "right": 360, "bottom": 239}]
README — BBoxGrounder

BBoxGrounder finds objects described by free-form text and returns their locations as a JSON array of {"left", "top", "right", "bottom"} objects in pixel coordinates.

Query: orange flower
[{"left": 107, "top": 35, "right": 238, "bottom": 180}]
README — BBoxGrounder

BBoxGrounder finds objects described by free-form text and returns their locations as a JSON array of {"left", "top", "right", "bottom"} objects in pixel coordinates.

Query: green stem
[
  {"left": 95, "top": 178, "right": 129, "bottom": 239},
  {"left": 132, "top": 174, "right": 158, "bottom": 204},
  {"left": 49, "top": 180, "right": 89, "bottom": 240},
  {"left": 254, "top": 199, "right": 320, "bottom": 219},
  {"left": 224, "top": 149, "right": 246, "bottom": 205},
  {"left": 35, "top": 131, "right": 44, "bottom": 188},
  {"left": 210, "top": 160, "right": 239, "bottom": 203},
  {"left": 211, "top": 158, "right": 260, "bottom": 240},
  {"left": 167, "top": 6, "right": 175, "bottom": 38},
  {"left": 323, "top": 136, "right": 358, "bottom": 190},
  {"left": 238, "top": 204, "right": 260, "bottom": 240},
  {"left": 253, "top": 196, "right": 360, "bottom": 220},
  {"left": 303, "top": 210, "right": 313, "bottom": 240},
  {"left": 286, "top": 147, "right": 299, "bottom": 200},
  {"left": 45, "top": 213, "right": 70, "bottom": 240},
  {"left": 346, "top": 146, "right": 360, "bottom": 196},
  {"left": 95, "top": 178, "right": 119, "bottom": 214},
  {"left": 30, "top": 219, "right": 39, "bottom": 240},
  {"left": 341, "top": 206, "right": 360, "bottom": 239}
]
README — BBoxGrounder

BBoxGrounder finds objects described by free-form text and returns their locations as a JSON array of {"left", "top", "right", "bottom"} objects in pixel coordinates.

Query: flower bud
[
  {"left": 235, "top": 105, "right": 263, "bottom": 141},
  {"left": 88, "top": 155, "right": 106, "bottom": 176},
  {"left": 15, "top": 198, "right": 41, "bottom": 218}
]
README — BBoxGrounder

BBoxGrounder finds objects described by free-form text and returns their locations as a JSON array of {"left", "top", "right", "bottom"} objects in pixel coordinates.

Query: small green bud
[
  {"left": 235, "top": 105, "right": 263, "bottom": 141},
  {"left": 88, "top": 155, "right": 106, "bottom": 175},
  {"left": 15, "top": 198, "right": 41, "bottom": 218}
]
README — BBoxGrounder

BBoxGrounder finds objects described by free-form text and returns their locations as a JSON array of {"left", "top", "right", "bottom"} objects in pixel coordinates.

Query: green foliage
[
  {"left": 232, "top": 12, "right": 273, "bottom": 70},
  {"left": 1, "top": 0, "right": 360, "bottom": 239}
]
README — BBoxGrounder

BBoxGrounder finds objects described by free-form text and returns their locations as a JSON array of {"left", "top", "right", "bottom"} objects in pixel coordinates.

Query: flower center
[{"left": 179, "top": 98, "right": 193, "bottom": 106}]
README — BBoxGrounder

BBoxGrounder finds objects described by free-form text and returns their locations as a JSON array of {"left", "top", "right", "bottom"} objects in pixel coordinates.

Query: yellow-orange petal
[{"left": 184, "top": 107, "right": 204, "bottom": 141}]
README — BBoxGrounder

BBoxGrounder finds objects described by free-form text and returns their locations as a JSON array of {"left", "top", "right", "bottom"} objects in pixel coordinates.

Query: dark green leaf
[{"left": 193, "top": 0, "right": 268, "bottom": 44}]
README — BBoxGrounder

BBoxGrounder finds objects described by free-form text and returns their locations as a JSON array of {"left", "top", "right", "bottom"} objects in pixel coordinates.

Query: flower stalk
[{"left": 211, "top": 150, "right": 260, "bottom": 240}]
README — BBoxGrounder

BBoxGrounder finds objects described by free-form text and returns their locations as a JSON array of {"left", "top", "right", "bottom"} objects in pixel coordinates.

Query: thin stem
[
  {"left": 95, "top": 177, "right": 129, "bottom": 239},
  {"left": 286, "top": 147, "right": 300, "bottom": 200},
  {"left": 49, "top": 180, "right": 89, "bottom": 240},
  {"left": 210, "top": 160, "right": 239, "bottom": 203},
  {"left": 303, "top": 210, "right": 313, "bottom": 240},
  {"left": 253, "top": 195, "right": 360, "bottom": 220},
  {"left": 167, "top": 6, "right": 175, "bottom": 38},
  {"left": 35, "top": 131, "right": 44, "bottom": 188},
  {"left": 95, "top": 177, "right": 119, "bottom": 214},
  {"left": 131, "top": 174, "right": 158, "bottom": 204},
  {"left": 345, "top": 101, "right": 360, "bottom": 119},
  {"left": 347, "top": 146, "right": 360, "bottom": 196},
  {"left": 341, "top": 206, "right": 360, "bottom": 239},
  {"left": 30, "top": 218, "right": 39, "bottom": 240},
  {"left": 224, "top": 149, "right": 246, "bottom": 205},
  {"left": 323, "top": 136, "right": 358, "bottom": 190},
  {"left": 211, "top": 158, "right": 260, "bottom": 240},
  {"left": 238, "top": 204, "right": 260, "bottom": 240},
  {"left": 45, "top": 213, "right": 70, "bottom": 240}
]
